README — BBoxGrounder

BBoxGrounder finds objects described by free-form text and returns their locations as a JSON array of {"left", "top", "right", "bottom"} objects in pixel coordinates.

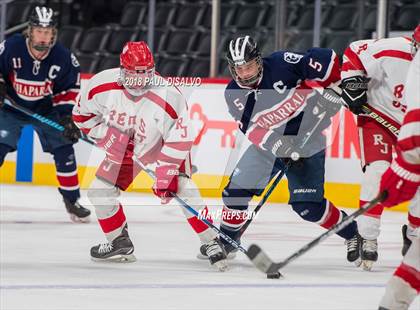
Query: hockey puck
[{"left": 267, "top": 272, "right": 282, "bottom": 279}]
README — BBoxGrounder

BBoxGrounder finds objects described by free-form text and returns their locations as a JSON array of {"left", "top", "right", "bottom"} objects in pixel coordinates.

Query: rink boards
[{"left": 0, "top": 77, "right": 407, "bottom": 211}]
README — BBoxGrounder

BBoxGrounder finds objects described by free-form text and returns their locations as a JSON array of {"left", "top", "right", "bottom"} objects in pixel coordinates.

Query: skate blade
[
  {"left": 91, "top": 254, "right": 137, "bottom": 263},
  {"left": 197, "top": 252, "right": 237, "bottom": 260},
  {"left": 353, "top": 258, "right": 362, "bottom": 267},
  {"left": 361, "top": 260, "right": 374, "bottom": 271},
  {"left": 69, "top": 214, "right": 91, "bottom": 223}
]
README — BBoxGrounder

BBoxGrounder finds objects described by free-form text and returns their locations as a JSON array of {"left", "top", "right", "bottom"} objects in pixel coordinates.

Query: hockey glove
[
  {"left": 96, "top": 127, "right": 133, "bottom": 164},
  {"left": 379, "top": 156, "right": 420, "bottom": 207},
  {"left": 153, "top": 164, "right": 179, "bottom": 204},
  {"left": 340, "top": 76, "right": 370, "bottom": 115},
  {"left": 270, "top": 136, "right": 301, "bottom": 164},
  {"left": 316, "top": 88, "right": 342, "bottom": 118},
  {"left": 60, "top": 115, "right": 81, "bottom": 143},
  {"left": 0, "top": 74, "right": 5, "bottom": 108}
]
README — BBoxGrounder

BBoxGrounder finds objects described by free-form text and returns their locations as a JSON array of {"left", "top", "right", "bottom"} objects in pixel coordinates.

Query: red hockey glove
[
  {"left": 379, "top": 156, "right": 420, "bottom": 207},
  {"left": 96, "top": 127, "right": 133, "bottom": 164},
  {"left": 153, "top": 165, "right": 179, "bottom": 204}
]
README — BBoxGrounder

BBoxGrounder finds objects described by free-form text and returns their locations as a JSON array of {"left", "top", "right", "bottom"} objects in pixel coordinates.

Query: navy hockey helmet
[
  {"left": 226, "top": 35, "right": 263, "bottom": 87},
  {"left": 27, "top": 6, "right": 57, "bottom": 52}
]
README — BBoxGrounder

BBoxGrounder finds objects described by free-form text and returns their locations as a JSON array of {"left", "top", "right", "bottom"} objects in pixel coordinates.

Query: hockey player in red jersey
[
  {"left": 0, "top": 6, "right": 90, "bottom": 222},
  {"left": 378, "top": 41, "right": 420, "bottom": 310},
  {"left": 73, "top": 41, "right": 228, "bottom": 271},
  {"left": 340, "top": 25, "right": 420, "bottom": 270}
]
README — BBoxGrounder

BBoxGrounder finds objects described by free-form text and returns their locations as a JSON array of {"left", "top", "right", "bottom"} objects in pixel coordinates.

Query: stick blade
[{"left": 247, "top": 244, "right": 277, "bottom": 274}]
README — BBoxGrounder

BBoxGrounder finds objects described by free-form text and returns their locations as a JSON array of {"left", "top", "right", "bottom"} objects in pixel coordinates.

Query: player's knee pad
[
  {"left": 0, "top": 143, "right": 13, "bottom": 167},
  {"left": 87, "top": 177, "right": 121, "bottom": 209},
  {"left": 52, "top": 145, "right": 76, "bottom": 171},
  {"left": 360, "top": 160, "right": 390, "bottom": 201},
  {"left": 222, "top": 184, "right": 254, "bottom": 211},
  {"left": 291, "top": 201, "right": 325, "bottom": 222}
]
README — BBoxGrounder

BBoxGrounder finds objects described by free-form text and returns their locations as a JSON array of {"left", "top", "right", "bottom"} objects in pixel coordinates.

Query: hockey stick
[
  {"left": 236, "top": 101, "right": 330, "bottom": 240},
  {"left": 360, "top": 105, "right": 399, "bottom": 137},
  {"left": 327, "top": 84, "right": 400, "bottom": 138},
  {"left": 131, "top": 158, "right": 270, "bottom": 269},
  {"left": 4, "top": 96, "right": 267, "bottom": 272},
  {"left": 3, "top": 97, "right": 95, "bottom": 145},
  {"left": 247, "top": 192, "right": 387, "bottom": 275}
]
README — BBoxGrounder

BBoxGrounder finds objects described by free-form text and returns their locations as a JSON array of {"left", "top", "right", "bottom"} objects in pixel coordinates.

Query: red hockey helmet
[
  {"left": 120, "top": 41, "right": 155, "bottom": 96},
  {"left": 411, "top": 24, "right": 420, "bottom": 56}
]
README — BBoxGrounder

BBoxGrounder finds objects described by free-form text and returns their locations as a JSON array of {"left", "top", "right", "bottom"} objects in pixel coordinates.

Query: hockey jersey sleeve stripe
[
  {"left": 373, "top": 50, "right": 413, "bottom": 61},
  {"left": 52, "top": 90, "right": 78, "bottom": 104},
  {"left": 87, "top": 82, "right": 124, "bottom": 100},
  {"left": 80, "top": 127, "right": 92, "bottom": 135},
  {"left": 397, "top": 136, "right": 420, "bottom": 154},
  {"left": 342, "top": 48, "right": 367, "bottom": 73},
  {"left": 145, "top": 91, "right": 178, "bottom": 119},
  {"left": 72, "top": 113, "right": 96, "bottom": 123},
  {"left": 398, "top": 121, "right": 420, "bottom": 142},
  {"left": 163, "top": 141, "right": 194, "bottom": 151},
  {"left": 159, "top": 147, "right": 188, "bottom": 164},
  {"left": 402, "top": 109, "right": 420, "bottom": 125},
  {"left": 311, "top": 52, "right": 341, "bottom": 88},
  {"left": 157, "top": 152, "right": 185, "bottom": 165}
]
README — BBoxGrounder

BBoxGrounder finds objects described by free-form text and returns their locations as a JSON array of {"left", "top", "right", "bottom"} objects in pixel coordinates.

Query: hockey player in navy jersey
[
  {"left": 211, "top": 36, "right": 361, "bottom": 264},
  {"left": 0, "top": 6, "right": 90, "bottom": 222}
]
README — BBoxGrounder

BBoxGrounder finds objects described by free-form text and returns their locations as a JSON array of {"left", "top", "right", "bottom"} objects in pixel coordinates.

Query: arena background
[{"left": 0, "top": 0, "right": 417, "bottom": 211}]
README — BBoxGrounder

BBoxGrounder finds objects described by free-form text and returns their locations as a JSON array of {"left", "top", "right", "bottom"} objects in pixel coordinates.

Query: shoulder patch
[
  {"left": 284, "top": 52, "right": 303, "bottom": 64},
  {"left": 71, "top": 53, "right": 80, "bottom": 67},
  {"left": 0, "top": 40, "right": 5, "bottom": 55}
]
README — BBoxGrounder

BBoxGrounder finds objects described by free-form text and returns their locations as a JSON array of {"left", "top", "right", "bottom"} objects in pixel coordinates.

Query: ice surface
[{"left": 1, "top": 184, "right": 418, "bottom": 310}]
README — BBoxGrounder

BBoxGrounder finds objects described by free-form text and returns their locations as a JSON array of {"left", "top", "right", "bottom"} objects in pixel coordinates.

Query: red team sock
[
  {"left": 187, "top": 206, "right": 213, "bottom": 234},
  {"left": 97, "top": 203, "right": 127, "bottom": 234}
]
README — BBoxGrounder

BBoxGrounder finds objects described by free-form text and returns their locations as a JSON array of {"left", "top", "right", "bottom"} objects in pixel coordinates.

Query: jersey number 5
[{"left": 309, "top": 58, "right": 322, "bottom": 72}]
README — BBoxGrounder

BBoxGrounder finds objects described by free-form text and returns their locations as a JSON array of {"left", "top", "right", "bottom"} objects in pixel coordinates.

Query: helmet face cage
[
  {"left": 27, "top": 6, "right": 57, "bottom": 52},
  {"left": 226, "top": 36, "right": 263, "bottom": 87},
  {"left": 120, "top": 67, "right": 155, "bottom": 96}
]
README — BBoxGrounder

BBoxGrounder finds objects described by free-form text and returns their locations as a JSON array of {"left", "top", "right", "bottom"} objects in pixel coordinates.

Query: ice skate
[
  {"left": 63, "top": 198, "right": 91, "bottom": 223},
  {"left": 345, "top": 233, "right": 362, "bottom": 267},
  {"left": 361, "top": 238, "right": 378, "bottom": 271},
  {"left": 197, "top": 243, "right": 237, "bottom": 260},
  {"left": 91, "top": 225, "right": 136, "bottom": 263},
  {"left": 201, "top": 238, "right": 228, "bottom": 271}
]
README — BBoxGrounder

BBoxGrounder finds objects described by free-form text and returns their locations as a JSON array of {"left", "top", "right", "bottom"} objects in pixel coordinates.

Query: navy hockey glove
[
  {"left": 316, "top": 88, "right": 342, "bottom": 118},
  {"left": 340, "top": 76, "right": 370, "bottom": 115},
  {"left": 0, "top": 74, "right": 5, "bottom": 108},
  {"left": 270, "top": 136, "right": 301, "bottom": 164},
  {"left": 60, "top": 115, "right": 81, "bottom": 143}
]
